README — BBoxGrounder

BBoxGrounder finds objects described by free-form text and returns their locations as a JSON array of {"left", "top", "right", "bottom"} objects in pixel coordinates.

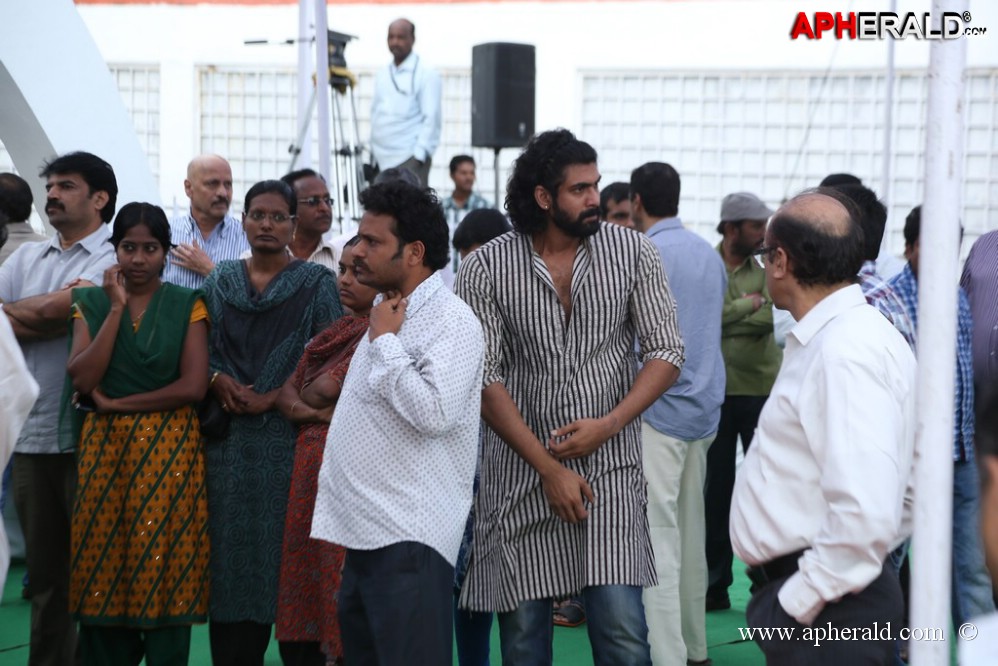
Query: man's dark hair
[
  {"left": 629, "top": 163, "right": 680, "bottom": 219},
  {"left": 505, "top": 128, "right": 597, "bottom": 235},
  {"left": 453, "top": 209, "right": 511, "bottom": 252},
  {"left": 820, "top": 173, "right": 862, "bottom": 187},
  {"left": 768, "top": 188, "right": 865, "bottom": 287},
  {"left": 599, "top": 182, "right": 630, "bottom": 219},
  {"left": 901, "top": 204, "right": 963, "bottom": 250},
  {"left": 903, "top": 205, "right": 921, "bottom": 248},
  {"left": 449, "top": 155, "right": 475, "bottom": 175},
  {"left": 244, "top": 179, "right": 297, "bottom": 217},
  {"left": 360, "top": 180, "right": 449, "bottom": 270},
  {"left": 830, "top": 183, "right": 886, "bottom": 261},
  {"left": 0, "top": 173, "right": 33, "bottom": 223},
  {"left": 716, "top": 219, "right": 737, "bottom": 235},
  {"left": 40, "top": 151, "right": 118, "bottom": 223},
  {"left": 281, "top": 168, "right": 321, "bottom": 189},
  {"left": 373, "top": 166, "right": 421, "bottom": 188}
]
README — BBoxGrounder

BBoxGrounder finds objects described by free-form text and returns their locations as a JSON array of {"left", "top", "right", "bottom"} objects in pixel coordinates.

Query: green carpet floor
[{"left": 0, "top": 562, "right": 765, "bottom": 664}]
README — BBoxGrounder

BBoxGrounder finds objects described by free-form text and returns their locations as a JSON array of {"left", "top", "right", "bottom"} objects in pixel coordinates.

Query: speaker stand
[{"left": 493, "top": 147, "right": 502, "bottom": 211}]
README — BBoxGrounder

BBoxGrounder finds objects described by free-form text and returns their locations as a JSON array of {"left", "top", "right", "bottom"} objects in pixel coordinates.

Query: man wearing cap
[{"left": 705, "top": 192, "right": 783, "bottom": 611}]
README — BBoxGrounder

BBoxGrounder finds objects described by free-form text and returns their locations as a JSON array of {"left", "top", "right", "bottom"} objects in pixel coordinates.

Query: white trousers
[{"left": 641, "top": 421, "right": 714, "bottom": 665}]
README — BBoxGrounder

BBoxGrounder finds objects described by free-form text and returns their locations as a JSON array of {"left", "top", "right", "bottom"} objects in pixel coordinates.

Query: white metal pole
[
  {"left": 313, "top": 0, "right": 331, "bottom": 183},
  {"left": 908, "top": 2, "right": 967, "bottom": 665},
  {"left": 878, "top": 0, "right": 896, "bottom": 256},
  {"left": 296, "top": 0, "right": 313, "bottom": 169}
]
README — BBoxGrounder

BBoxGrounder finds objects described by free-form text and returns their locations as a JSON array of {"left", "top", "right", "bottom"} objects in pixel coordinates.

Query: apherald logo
[{"left": 790, "top": 11, "right": 985, "bottom": 40}]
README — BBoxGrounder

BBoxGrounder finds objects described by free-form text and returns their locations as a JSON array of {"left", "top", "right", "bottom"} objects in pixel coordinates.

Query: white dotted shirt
[{"left": 311, "top": 272, "right": 484, "bottom": 565}]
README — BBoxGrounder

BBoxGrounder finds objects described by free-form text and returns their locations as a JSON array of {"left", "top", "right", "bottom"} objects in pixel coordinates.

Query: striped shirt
[
  {"left": 442, "top": 192, "right": 494, "bottom": 274},
  {"left": 163, "top": 212, "right": 249, "bottom": 289},
  {"left": 960, "top": 229, "right": 998, "bottom": 395},
  {"left": 859, "top": 260, "right": 916, "bottom": 349},
  {"left": 889, "top": 263, "right": 975, "bottom": 461},
  {"left": 454, "top": 223, "right": 685, "bottom": 612}
]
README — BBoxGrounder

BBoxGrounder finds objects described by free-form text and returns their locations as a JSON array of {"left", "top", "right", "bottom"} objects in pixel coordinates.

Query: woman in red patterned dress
[{"left": 274, "top": 237, "right": 377, "bottom": 665}]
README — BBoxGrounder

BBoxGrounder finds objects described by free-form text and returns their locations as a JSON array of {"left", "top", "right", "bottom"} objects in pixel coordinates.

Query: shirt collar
[
  {"left": 405, "top": 271, "right": 443, "bottom": 316},
  {"left": 391, "top": 52, "right": 418, "bottom": 72},
  {"left": 373, "top": 271, "right": 444, "bottom": 318},
  {"left": 50, "top": 223, "right": 111, "bottom": 254},
  {"left": 789, "top": 283, "right": 867, "bottom": 347},
  {"left": 187, "top": 211, "right": 236, "bottom": 236},
  {"left": 646, "top": 216, "right": 683, "bottom": 238},
  {"left": 858, "top": 260, "right": 878, "bottom": 279}
]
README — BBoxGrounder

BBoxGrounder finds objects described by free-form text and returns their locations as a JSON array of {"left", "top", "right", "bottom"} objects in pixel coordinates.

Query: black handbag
[{"left": 196, "top": 395, "right": 231, "bottom": 438}]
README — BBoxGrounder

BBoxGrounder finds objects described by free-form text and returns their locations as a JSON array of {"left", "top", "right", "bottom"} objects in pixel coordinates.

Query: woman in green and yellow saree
[{"left": 66, "top": 202, "right": 210, "bottom": 666}]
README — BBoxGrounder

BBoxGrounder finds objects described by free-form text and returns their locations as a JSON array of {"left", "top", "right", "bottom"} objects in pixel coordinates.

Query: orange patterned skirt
[{"left": 70, "top": 406, "right": 209, "bottom": 626}]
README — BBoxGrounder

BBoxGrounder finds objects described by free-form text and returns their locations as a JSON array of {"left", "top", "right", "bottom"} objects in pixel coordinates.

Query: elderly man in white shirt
[
  {"left": 311, "top": 179, "right": 483, "bottom": 666},
  {"left": 369, "top": 18, "right": 442, "bottom": 188},
  {"left": 730, "top": 189, "right": 916, "bottom": 665}
]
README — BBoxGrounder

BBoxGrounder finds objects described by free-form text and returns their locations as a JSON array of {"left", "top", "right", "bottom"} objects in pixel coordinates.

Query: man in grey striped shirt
[{"left": 455, "top": 129, "right": 685, "bottom": 665}]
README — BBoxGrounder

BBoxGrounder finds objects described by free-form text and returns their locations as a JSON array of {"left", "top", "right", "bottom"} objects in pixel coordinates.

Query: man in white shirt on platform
[
  {"left": 369, "top": 18, "right": 441, "bottom": 188},
  {"left": 311, "top": 180, "right": 483, "bottom": 665},
  {"left": 730, "top": 188, "right": 916, "bottom": 665}
]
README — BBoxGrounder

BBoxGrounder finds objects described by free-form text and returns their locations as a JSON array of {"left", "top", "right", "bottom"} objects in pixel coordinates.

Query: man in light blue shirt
[
  {"left": 631, "top": 162, "right": 726, "bottom": 666},
  {"left": 0, "top": 151, "right": 119, "bottom": 666},
  {"left": 370, "top": 19, "right": 441, "bottom": 188}
]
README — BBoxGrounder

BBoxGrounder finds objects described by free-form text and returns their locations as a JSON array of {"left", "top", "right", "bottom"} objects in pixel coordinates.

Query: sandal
[{"left": 553, "top": 598, "right": 586, "bottom": 627}]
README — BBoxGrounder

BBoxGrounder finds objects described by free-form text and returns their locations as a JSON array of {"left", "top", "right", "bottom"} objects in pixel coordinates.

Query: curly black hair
[
  {"left": 505, "top": 129, "right": 597, "bottom": 235},
  {"left": 359, "top": 180, "right": 449, "bottom": 270}
]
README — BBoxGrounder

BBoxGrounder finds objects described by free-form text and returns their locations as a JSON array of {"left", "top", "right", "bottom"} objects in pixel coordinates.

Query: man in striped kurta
[{"left": 455, "top": 129, "right": 685, "bottom": 665}]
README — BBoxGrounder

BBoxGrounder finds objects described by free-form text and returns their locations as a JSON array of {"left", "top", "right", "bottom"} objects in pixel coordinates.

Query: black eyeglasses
[
  {"left": 297, "top": 196, "right": 333, "bottom": 207},
  {"left": 753, "top": 245, "right": 778, "bottom": 260}
]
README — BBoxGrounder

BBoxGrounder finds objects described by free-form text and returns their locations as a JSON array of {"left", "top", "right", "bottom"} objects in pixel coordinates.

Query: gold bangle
[
  {"left": 209, "top": 371, "right": 220, "bottom": 388},
  {"left": 291, "top": 399, "right": 301, "bottom": 416}
]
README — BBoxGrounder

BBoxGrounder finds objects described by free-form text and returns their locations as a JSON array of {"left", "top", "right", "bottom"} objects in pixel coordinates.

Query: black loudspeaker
[{"left": 472, "top": 43, "right": 535, "bottom": 148}]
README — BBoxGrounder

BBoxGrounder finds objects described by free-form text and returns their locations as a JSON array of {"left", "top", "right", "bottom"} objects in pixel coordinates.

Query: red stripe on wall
[{"left": 75, "top": 0, "right": 660, "bottom": 5}]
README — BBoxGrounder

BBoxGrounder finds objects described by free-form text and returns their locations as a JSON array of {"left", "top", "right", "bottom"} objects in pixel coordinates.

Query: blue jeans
[
  {"left": 952, "top": 459, "right": 995, "bottom": 626},
  {"left": 498, "top": 585, "right": 651, "bottom": 666}
]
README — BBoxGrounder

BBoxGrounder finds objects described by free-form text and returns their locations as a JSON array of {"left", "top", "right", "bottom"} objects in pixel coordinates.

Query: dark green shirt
[{"left": 717, "top": 244, "right": 782, "bottom": 395}]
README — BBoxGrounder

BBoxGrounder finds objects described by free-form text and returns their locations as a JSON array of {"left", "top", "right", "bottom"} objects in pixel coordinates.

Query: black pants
[
  {"left": 339, "top": 541, "right": 454, "bottom": 666},
  {"left": 746, "top": 562, "right": 902, "bottom": 665},
  {"left": 12, "top": 452, "right": 80, "bottom": 666},
  {"left": 278, "top": 640, "right": 326, "bottom": 666},
  {"left": 704, "top": 394, "right": 768, "bottom": 599},
  {"left": 208, "top": 620, "right": 271, "bottom": 666},
  {"left": 79, "top": 625, "right": 190, "bottom": 666}
]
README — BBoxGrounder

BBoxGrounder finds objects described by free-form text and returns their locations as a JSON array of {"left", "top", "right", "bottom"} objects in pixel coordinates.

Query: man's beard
[
  {"left": 551, "top": 204, "right": 601, "bottom": 239},
  {"left": 733, "top": 233, "right": 762, "bottom": 257}
]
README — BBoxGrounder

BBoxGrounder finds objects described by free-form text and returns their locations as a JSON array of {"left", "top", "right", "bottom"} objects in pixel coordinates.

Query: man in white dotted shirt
[{"left": 311, "top": 180, "right": 484, "bottom": 665}]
